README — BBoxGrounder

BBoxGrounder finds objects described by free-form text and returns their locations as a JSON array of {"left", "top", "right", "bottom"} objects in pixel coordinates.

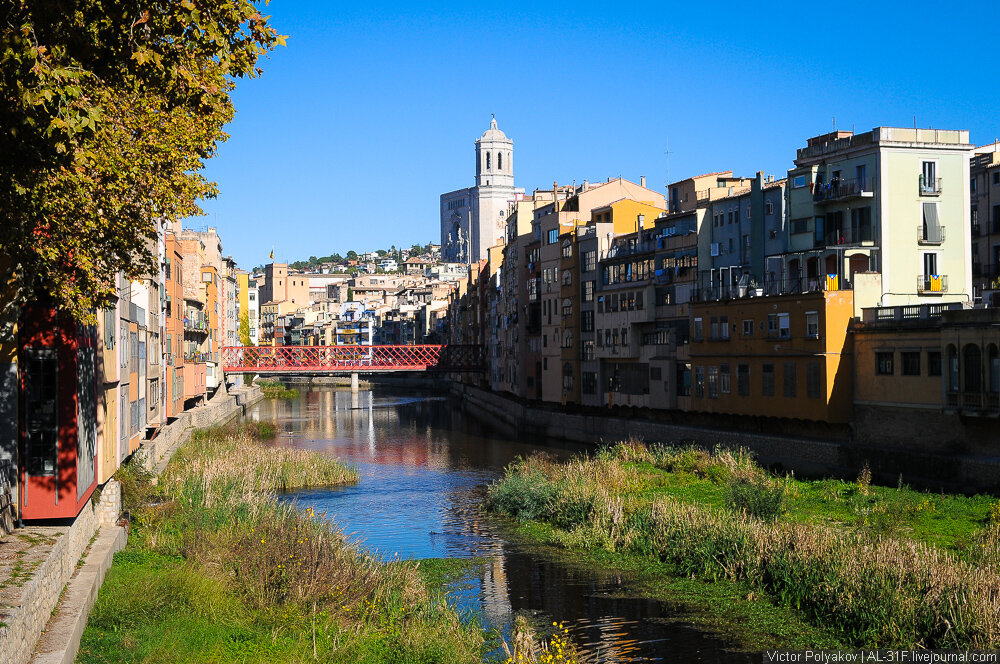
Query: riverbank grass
[
  {"left": 485, "top": 442, "right": 1000, "bottom": 650},
  {"left": 256, "top": 379, "right": 300, "bottom": 399},
  {"left": 77, "top": 421, "right": 485, "bottom": 664}
]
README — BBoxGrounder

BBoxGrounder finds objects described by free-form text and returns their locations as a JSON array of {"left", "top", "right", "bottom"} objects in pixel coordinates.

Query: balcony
[
  {"left": 917, "top": 275, "right": 948, "bottom": 294},
  {"left": 822, "top": 225, "right": 876, "bottom": 247},
  {"left": 812, "top": 177, "right": 874, "bottom": 204},
  {"left": 183, "top": 351, "right": 210, "bottom": 363},
  {"left": 919, "top": 175, "right": 942, "bottom": 196},
  {"left": 917, "top": 225, "right": 945, "bottom": 244}
]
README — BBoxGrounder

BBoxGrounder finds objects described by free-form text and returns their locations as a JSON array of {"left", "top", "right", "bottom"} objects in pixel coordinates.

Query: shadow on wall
[{"left": 0, "top": 354, "right": 16, "bottom": 534}]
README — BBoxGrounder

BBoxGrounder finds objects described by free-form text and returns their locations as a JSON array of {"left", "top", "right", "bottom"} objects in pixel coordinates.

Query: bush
[{"left": 725, "top": 474, "right": 785, "bottom": 522}]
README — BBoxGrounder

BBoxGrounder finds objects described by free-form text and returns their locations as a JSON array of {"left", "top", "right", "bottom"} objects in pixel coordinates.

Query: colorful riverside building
[
  {"left": 164, "top": 232, "right": 185, "bottom": 419},
  {"left": 17, "top": 304, "right": 99, "bottom": 520}
]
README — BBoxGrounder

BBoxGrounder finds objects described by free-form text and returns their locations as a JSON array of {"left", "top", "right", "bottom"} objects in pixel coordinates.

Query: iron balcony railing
[
  {"left": 812, "top": 177, "right": 874, "bottom": 203},
  {"left": 917, "top": 225, "right": 945, "bottom": 244},
  {"left": 919, "top": 174, "right": 942, "bottom": 196},
  {"left": 917, "top": 275, "right": 948, "bottom": 294}
]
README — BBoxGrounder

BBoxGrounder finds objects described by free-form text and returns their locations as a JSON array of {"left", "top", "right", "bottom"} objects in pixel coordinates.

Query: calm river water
[{"left": 246, "top": 385, "right": 754, "bottom": 662}]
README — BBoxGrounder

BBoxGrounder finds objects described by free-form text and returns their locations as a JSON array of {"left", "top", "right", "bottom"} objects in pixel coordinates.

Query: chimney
[
  {"left": 640, "top": 176, "right": 646, "bottom": 188},
  {"left": 583, "top": 180, "right": 589, "bottom": 190}
]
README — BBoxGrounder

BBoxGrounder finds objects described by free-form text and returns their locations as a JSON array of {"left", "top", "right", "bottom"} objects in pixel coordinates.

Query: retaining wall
[
  {"left": 0, "top": 383, "right": 263, "bottom": 664},
  {"left": 0, "top": 505, "right": 98, "bottom": 664},
  {"left": 453, "top": 383, "right": 1000, "bottom": 492}
]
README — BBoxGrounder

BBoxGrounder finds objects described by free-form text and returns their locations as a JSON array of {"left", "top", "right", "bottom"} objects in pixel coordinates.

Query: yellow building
[{"left": 688, "top": 289, "right": 855, "bottom": 423}]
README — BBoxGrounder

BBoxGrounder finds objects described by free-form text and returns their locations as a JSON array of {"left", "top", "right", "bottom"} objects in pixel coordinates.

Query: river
[{"left": 246, "top": 385, "right": 755, "bottom": 662}]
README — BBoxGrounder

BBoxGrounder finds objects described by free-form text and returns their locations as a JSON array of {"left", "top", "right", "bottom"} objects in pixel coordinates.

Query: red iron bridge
[{"left": 221, "top": 344, "right": 485, "bottom": 375}]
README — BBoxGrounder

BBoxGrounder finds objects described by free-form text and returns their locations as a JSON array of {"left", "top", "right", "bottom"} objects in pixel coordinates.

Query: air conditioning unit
[{"left": 710, "top": 243, "right": 720, "bottom": 257}]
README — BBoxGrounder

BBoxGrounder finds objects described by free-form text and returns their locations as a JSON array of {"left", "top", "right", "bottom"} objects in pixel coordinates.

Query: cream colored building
[{"left": 786, "top": 127, "right": 972, "bottom": 314}]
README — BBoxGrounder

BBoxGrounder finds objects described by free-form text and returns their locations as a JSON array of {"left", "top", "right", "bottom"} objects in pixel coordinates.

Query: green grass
[
  {"left": 484, "top": 442, "right": 1000, "bottom": 649},
  {"left": 506, "top": 520, "right": 844, "bottom": 651},
  {"left": 256, "top": 380, "right": 300, "bottom": 400},
  {"left": 415, "top": 557, "right": 488, "bottom": 594},
  {"left": 77, "top": 423, "right": 484, "bottom": 664}
]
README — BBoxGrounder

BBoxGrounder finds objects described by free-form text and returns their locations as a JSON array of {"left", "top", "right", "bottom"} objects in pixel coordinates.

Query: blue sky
[{"left": 194, "top": 1, "right": 996, "bottom": 269}]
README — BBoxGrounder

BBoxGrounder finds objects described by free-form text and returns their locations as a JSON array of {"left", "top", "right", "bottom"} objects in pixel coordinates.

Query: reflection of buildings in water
[{"left": 480, "top": 555, "right": 513, "bottom": 630}]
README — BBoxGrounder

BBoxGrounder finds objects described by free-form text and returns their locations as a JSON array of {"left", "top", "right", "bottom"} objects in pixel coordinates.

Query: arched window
[
  {"left": 963, "top": 344, "right": 982, "bottom": 393},
  {"left": 486, "top": 152, "right": 491, "bottom": 171},
  {"left": 947, "top": 344, "right": 959, "bottom": 393},
  {"left": 498, "top": 152, "right": 502, "bottom": 170}
]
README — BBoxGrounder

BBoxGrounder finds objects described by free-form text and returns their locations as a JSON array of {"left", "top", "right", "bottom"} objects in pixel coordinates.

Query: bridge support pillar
[{"left": 350, "top": 372, "right": 359, "bottom": 392}]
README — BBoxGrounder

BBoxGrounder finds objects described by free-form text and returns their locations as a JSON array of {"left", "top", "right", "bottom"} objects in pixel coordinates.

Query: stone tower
[
  {"left": 475, "top": 115, "right": 514, "bottom": 189},
  {"left": 440, "top": 117, "right": 524, "bottom": 263}
]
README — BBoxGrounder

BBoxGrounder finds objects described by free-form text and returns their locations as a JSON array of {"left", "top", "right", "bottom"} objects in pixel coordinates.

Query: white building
[{"left": 440, "top": 116, "right": 524, "bottom": 263}]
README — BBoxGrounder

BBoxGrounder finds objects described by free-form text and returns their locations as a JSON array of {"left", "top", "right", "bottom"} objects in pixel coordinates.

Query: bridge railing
[{"left": 221, "top": 344, "right": 485, "bottom": 373}]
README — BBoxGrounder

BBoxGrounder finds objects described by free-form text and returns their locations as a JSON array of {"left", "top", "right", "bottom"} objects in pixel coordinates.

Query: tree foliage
[{"left": 0, "top": 0, "right": 285, "bottom": 325}]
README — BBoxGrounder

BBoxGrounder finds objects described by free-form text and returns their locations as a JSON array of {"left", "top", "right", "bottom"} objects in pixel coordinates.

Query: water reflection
[{"left": 247, "top": 386, "right": 754, "bottom": 662}]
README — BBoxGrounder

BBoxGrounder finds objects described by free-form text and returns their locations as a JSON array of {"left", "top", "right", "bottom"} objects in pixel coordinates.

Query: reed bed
[
  {"left": 485, "top": 441, "right": 1000, "bottom": 649},
  {"left": 80, "top": 421, "right": 483, "bottom": 663},
  {"left": 256, "top": 379, "right": 300, "bottom": 399}
]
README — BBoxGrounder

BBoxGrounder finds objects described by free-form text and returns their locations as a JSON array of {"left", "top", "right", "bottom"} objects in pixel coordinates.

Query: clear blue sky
[{"left": 193, "top": 1, "right": 996, "bottom": 270}]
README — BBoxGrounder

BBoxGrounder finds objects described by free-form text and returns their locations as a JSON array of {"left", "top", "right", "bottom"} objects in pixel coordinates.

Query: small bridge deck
[{"left": 221, "top": 344, "right": 484, "bottom": 375}]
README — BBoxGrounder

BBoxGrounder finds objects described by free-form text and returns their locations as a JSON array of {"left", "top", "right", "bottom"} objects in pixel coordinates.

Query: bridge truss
[{"left": 221, "top": 344, "right": 485, "bottom": 374}]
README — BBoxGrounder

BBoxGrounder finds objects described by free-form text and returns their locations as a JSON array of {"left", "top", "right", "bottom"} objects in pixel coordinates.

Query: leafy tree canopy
[{"left": 0, "top": 0, "right": 285, "bottom": 325}]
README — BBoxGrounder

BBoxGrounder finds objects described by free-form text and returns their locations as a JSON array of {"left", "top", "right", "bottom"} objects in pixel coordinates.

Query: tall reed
[{"left": 486, "top": 442, "right": 1000, "bottom": 649}]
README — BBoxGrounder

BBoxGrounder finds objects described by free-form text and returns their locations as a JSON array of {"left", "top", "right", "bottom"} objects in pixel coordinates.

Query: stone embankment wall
[
  {"left": 0, "top": 383, "right": 263, "bottom": 664},
  {"left": 0, "top": 505, "right": 98, "bottom": 664},
  {"left": 452, "top": 383, "right": 1000, "bottom": 493}
]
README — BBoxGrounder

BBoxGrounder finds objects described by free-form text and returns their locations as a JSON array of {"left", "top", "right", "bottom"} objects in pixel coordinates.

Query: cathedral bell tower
[{"left": 475, "top": 115, "right": 514, "bottom": 189}]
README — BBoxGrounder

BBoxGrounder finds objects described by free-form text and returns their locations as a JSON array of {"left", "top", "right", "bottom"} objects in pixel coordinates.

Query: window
[
  {"left": 498, "top": 152, "right": 502, "bottom": 170},
  {"left": 693, "top": 317, "right": 703, "bottom": 341},
  {"left": 805, "top": 312, "right": 819, "bottom": 339},
  {"left": 486, "top": 152, "right": 491, "bottom": 170},
  {"left": 583, "top": 281, "right": 594, "bottom": 302},
  {"left": 784, "top": 362, "right": 797, "bottom": 397},
  {"left": 583, "top": 251, "right": 597, "bottom": 272},
  {"left": 581, "top": 310, "right": 594, "bottom": 332},
  {"left": 694, "top": 366, "right": 705, "bottom": 398},
  {"left": 928, "top": 351, "right": 942, "bottom": 377},
  {"left": 708, "top": 366, "right": 719, "bottom": 399},
  {"left": 650, "top": 366, "right": 663, "bottom": 381},
  {"left": 582, "top": 371, "right": 597, "bottom": 395},
  {"left": 994, "top": 172, "right": 1000, "bottom": 186},
  {"left": 876, "top": 352, "right": 894, "bottom": 375},
  {"left": 762, "top": 363, "right": 775, "bottom": 396},
  {"left": 737, "top": 364, "right": 750, "bottom": 396},
  {"left": 856, "top": 163, "right": 867, "bottom": 187},
  {"left": 24, "top": 349, "right": 58, "bottom": 476},
  {"left": 806, "top": 361, "right": 822, "bottom": 399},
  {"left": 597, "top": 329, "right": 603, "bottom": 347},
  {"left": 562, "top": 243, "right": 573, "bottom": 259},
  {"left": 901, "top": 351, "right": 921, "bottom": 376},
  {"left": 793, "top": 174, "right": 807, "bottom": 188},
  {"left": 768, "top": 313, "right": 790, "bottom": 338},
  {"left": 765, "top": 200, "right": 774, "bottom": 216},
  {"left": 791, "top": 218, "right": 809, "bottom": 235},
  {"left": 742, "top": 319, "right": 754, "bottom": 337},
  {"left": 547, "top": 229, "right": 558, "bottom": 244},
  {"left": 720, "top": 316, "right": 729, "bottom": 340},
  {"left": 104, "top": 309, "right": 116, "bottom": 349},
  {"left": 720, "top": 363, "right": 731, "bottom": 394}
]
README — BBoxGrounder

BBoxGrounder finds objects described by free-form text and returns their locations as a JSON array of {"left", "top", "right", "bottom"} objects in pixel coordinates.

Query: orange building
[
  {"left": 164, "top": 233, "right": 185, "bottom": 419},
  {"left": 687, "top": 289, "right": 855, "bottom": 423}
]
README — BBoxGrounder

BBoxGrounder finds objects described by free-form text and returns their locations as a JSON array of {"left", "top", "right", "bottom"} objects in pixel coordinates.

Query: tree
[
  {"left": 346, "top": 250, "right": 358, "bottom": 260},
  {"left": 0, "top": 1, "right": 284, "bottom": 326},
  {"left": 238, "top": 311, "right": 252, "bottom": 346}
]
